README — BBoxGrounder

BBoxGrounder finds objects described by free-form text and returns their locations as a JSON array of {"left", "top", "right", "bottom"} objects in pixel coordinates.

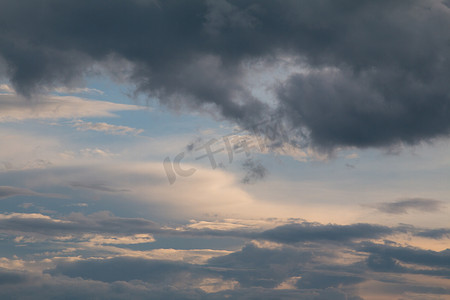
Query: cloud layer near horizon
[{"left": 0, "top": 212, "right": 449, "bottom": 299}]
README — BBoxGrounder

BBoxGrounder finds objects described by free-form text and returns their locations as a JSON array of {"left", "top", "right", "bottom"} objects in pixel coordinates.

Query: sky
[{"left": 0, "top": 0, "right": 450, "bottom": 299}]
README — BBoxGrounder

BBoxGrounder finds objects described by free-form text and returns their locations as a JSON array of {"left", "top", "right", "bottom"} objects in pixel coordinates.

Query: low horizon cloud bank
[{"left": 0, "top": 211, "right": 448, "bottom": 299}]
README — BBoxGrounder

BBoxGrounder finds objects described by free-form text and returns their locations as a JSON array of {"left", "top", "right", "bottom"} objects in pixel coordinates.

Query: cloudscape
[{"left": 0, "top": 0, "right": 449, "bottom": 299}]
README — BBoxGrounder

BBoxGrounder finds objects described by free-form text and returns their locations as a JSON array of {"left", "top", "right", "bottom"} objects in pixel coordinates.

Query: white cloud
[
  {"left": 0, "top": 93, "right": 145, "bottom": 122},
  {"left": 183, "top": 218, "right": 301, "bottom": 231},
  {"left": 198, "top": 277, "right": 239, "bottom": 293},
  {"left": 83, "top": 233, "right": 155, "bottom": 245},
  {"left": 17, "top": 161, "right": 255, "bottom": 216},
  {"left": 0, "top": 129, "right": 59, "bottom": 171},
  {"left": 0, "top": 213, "right": 69, "bottom": 222},
  {"left": 0, "top": 84, "right": 14, "bottom": 94},
  {"left": 345, "top": 153, "right": 359, "bottom": 159},
  {"left": 72, "top": 120, "right": 143, "bottom": 135},
  {"left": 275, "top": 276, "right": 302, "bottom": 290}
]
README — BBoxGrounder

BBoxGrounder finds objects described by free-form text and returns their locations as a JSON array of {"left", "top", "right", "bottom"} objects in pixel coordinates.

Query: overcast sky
[{"left": 0, "top": 0, "right": 449, "bottom": 299}]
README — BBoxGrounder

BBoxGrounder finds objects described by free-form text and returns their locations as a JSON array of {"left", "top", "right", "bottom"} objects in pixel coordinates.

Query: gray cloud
[
  {"left": 0, "top": 211, "right": 449, "bottom": 299},
  {"left": 0, "top": 272, "right": 208, "bottom": 300},
  {"left": 47, "top": 244, "right": 366, "bottom": 298},
  {"left": 371, "top": 198, "right": 444, "bottom": 214},
  {"left": 3, "top": 210, "right": 449, "bottom": 248},
  {"left": 0, "top": 186, "right": 64, "bottom": 199},
  {"left": 0, "top": 186, "right": 37, "bottom": 199},
  {"left": 209, "top": 288, "right": 364, "bottom": 300},
  {"left": 70, "top": 182, "right": 131, "bottom": 193},
  {"left": 0, "top": 268, "right": 366, "bottom": 300},
  {"left": 295, "top": 272, "right": 365, "bottom": 290},
  {"left": 0, "top": 211, "right": 420, "bottom": 246},
  {"left": 241, "top": 158, "right": 268, "bottom": 184},
  {"left": 48, "top": 257, "right": 208, "bottom": 283},
  {"left": 208, "top": 243, "right": 312, "bottom": 288},
  {"left": 415, "top": 228, "right": 450, "bottom": 239},
  {"left": 360, "top": 242, "right": 450, "bottom": 274},
  {"left": 260, "top": 222, "right": 394, "bottom": 244},
  {"left": 0, "top": 269, "right": 29, "bottom": 285},
  {"left": 43, "top": 240, "right": 450, "bottom": 299},
  {"left": 0, "top": 211, "right": 161, "bottom": 237},
  {"left": 1, "top": 0, "right": 450, "bottom": 150}
]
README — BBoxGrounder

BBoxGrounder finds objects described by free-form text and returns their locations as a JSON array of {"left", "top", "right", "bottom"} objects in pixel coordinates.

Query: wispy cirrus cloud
[
  {"left": 0, "top": 186, "right": 66, "bottom": 200},
  {"left": 72, "top": 120, "right": 143, "bottom": 136},
  {"left": 370, "top": 198, "right": 445, "bottom": 214},
  {"left": 0, "top": 93, "right": 144, "bottom": 123},
  {"left": 52, "top": 87, "right": 104, "bottom": 95},
  {"left": 69, "top": 182, "right": 130, "bottom": 193}
]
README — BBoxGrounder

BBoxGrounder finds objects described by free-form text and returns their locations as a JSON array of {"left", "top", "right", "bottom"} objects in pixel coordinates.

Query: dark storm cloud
[
  {"left": 2, "top": 0, "right": 450, "bottom": 149},
  {"left": 371, "top": 198, "right": 445, "bottom": 214},
  {"left": 0, "top": 0, "right": 269, "bottom": 125}
]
